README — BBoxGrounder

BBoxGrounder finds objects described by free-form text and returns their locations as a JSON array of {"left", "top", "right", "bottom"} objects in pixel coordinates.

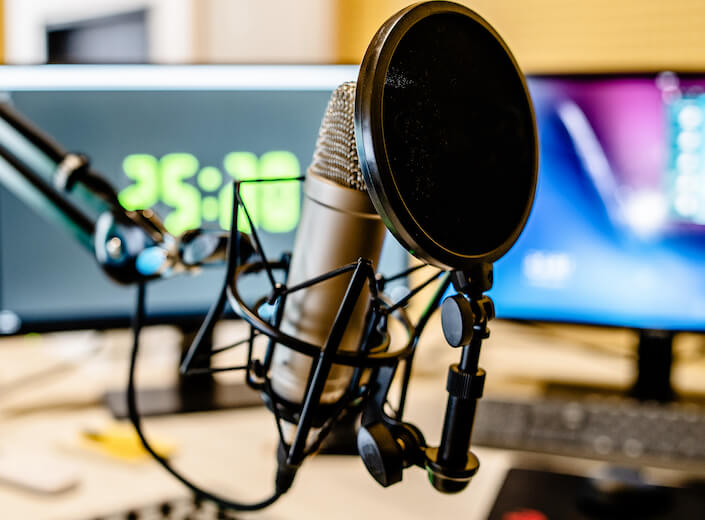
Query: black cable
[
  {"left": 396, "top": 273, "right": 451, "bottom": 418},
  {"left": 383, "top": 269, "right": 443, "bottom": 315},
  {"left": 127, "top": 282, "right": 283, "bottom": 512}
]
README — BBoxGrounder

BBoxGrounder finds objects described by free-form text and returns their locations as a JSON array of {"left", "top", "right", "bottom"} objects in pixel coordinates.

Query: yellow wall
[
  {"left": 0, "top": 0, "right": 4, "bottom": 63},
  {"left": 336, "top": 0, "right": 705, "bottom": 73}
]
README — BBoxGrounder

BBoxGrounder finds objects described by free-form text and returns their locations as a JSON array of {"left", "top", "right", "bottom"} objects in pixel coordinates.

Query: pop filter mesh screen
[{"left": 382, "top": 12, "right": 535, "bottom": 257}]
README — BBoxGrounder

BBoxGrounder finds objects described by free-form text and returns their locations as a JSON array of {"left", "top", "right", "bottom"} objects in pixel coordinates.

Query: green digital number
[
  {"left": 160, "top": 153, "right": 201, "bottom": 235},
  {"left": 259, "top": 151, "right": 300, "bottom": 233},
  {"left": 118, "top": 154, "right": 160, "bottom": 210},
  {"left": 201, "top": 196, "right": 220, "bottom": 222},
  {"left": 117, "top": 150, "right": 302, "bottom": 237},
  {"left": 198, "top": 166, "right": 223, "bottom": 223},
  {"left": 198, "top": 166, "right": 223, "bottom": 192},
  {"left": 221, "top": 152, "right": 259, "bottom": 233}
]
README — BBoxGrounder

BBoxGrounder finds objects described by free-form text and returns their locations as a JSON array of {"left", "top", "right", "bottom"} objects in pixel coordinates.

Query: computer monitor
[
  {"left": 494, "top": 72, "right": 705, "bottom": 333},
  {"left": 4, "top": 69, "right": 704, "bottom": 340},
  {"left": 489, "top": 72, "right": 705, "bottom": 401},
  {"left": 0, "top": 65, "right": 408, "bottom": 336}
]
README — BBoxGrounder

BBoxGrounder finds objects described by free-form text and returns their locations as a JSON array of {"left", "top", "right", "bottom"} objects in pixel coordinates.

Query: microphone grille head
[{"left": 308, "top": 82, "right": 366, "bottom": 191}]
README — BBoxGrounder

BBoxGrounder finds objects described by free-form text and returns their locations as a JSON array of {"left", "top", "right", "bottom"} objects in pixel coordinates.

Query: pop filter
[{"left": 355, "top": 1, "right": 538, "bottom": 270}]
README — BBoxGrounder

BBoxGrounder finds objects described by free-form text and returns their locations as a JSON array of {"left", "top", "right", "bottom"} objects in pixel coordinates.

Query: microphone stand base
[
  {"left": 104, "top": 381, "right": 262, "bottom": 419},
  {"left": 424, "top": 447, "right": 479, "bottom": 494}
]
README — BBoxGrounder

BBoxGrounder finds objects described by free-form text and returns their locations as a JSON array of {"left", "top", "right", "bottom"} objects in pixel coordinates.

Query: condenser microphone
[{"left": 270, "top": 83, "right": 386, "bottom": 407}]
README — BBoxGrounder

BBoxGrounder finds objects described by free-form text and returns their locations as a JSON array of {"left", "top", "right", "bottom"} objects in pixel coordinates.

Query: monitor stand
[
  {"left": 545, "top": 328, "right": 682, "bottom": 402},
  {"left": 629, "top": 329, "right": 674, "bottom": 402},
  {"left": 104, "top": 324, "right": 262, "bottom": 419}
]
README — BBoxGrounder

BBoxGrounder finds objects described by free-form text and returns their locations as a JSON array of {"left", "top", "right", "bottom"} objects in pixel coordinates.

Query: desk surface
[{"left": 0, "top": 319, "right": 703, "bottom": 519}]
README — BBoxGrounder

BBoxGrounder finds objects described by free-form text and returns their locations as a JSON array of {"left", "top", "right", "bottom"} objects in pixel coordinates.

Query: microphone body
[
  {"left": 270, "top": 83, "right": 386, "bottom": 405},
  {"left": 271, "top": 173, "right": 385, "bottom": 403}
]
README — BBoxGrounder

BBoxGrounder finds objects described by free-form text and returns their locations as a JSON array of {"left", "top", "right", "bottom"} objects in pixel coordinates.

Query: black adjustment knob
[
  {"left": 357, "top": 422, "right": 403, "bottom": 487},
  {"left": 159, "top": 501, "right": 172, "bottom": 517},
  {"left": 441, "top": 295, "right": 475, "bottom": 347}
]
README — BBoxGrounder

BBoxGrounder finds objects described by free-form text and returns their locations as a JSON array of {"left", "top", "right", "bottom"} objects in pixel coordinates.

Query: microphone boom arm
[{"left": 0, "top": 101, "right": 238, "bottom": 284}]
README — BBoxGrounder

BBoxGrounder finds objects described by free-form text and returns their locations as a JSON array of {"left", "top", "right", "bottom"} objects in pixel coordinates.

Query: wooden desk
[{"left": 0, "top": 319, "right": 703, "bottom": 519}]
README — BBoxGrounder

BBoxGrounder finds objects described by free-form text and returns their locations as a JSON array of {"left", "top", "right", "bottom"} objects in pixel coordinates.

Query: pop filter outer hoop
[{"left": 355, "top": 1, "right": 538, "bottom": 270}]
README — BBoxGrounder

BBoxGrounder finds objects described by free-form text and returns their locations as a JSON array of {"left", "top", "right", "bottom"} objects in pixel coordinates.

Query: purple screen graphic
[{"left": 490, "top": 73, "right": 705, "bottom": 331}]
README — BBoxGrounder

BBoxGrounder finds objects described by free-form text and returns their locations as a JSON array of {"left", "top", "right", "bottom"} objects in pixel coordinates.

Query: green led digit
[
  {"left": 198, "top": 166, "right": 223, "bottom": 192},
  {"left": 118, "top": 154, "right": 160, "bottom": 210},
  {"left": 202, "top": 196, "right": 219, "bottom": 221},
  {"left": 198, "top": 166, "right": 223, "bottom": 222},
  {"left": 221, "top": 152, "right": 259, "bottom": 232},
  {"left": 160, "top": 153, "right": 201, "bottom": 235},
  {"left": 259, "top": 151, "right": 301, "bottom": 233}
]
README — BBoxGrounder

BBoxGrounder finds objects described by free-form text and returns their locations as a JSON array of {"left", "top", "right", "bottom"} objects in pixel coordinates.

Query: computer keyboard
[
  {"left": 473, "top": 396, "right": 705, "bottom": 469},
  {"left": 88, "top": 496, "right": 235, "bottom": 520}
]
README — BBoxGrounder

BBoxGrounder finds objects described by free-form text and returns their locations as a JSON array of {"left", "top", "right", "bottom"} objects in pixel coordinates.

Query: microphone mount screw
[
  {"left": 441, "top": 295, "right": 475, "bottom": 347},
  {"left": 106, "top": 236, "right": 123, "bottom": 259}
]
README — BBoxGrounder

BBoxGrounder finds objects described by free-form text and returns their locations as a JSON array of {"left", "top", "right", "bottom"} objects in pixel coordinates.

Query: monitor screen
[
  {"left": 0, "top": 65, "right": 408, "bottom": 334},
  {"left": 3, "top": 68, "right": 704, "bottom": 335},
  {"left": 493, "top": 73, "right": 705, "bottom": 331}
]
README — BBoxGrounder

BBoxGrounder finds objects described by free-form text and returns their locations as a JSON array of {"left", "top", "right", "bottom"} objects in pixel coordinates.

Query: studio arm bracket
[
  {"left": 357, "top": 364, "right": 428, "bottom": 488},
  {"left": 423, "top": 263, "right": 493, "bottom": 492},
  {"left": 357, "top": 263, "right": 494, "bottom": 493}
]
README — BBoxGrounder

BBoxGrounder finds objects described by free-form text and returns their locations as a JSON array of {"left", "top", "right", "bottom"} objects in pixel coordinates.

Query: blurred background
[{"left": 1, "top": 0, "right": 705, "bottom": 71}]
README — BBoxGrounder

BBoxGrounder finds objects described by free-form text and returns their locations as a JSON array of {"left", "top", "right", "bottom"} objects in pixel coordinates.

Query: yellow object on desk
[{"left": 78, "top": 423, "right": 177, "bottom": 462}]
